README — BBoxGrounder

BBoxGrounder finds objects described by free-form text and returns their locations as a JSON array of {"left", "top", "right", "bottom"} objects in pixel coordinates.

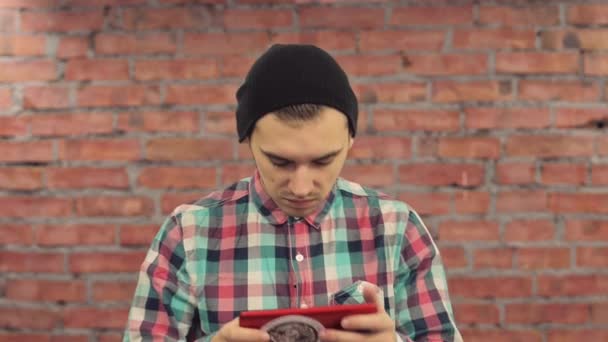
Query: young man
[{"left": 124, "top": 44, "right": 462, "bottom": 342}]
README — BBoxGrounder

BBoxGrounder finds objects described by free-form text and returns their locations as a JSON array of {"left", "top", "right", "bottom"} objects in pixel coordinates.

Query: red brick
[
  {"left": 69, "top": 252, "right": 145, "bottom": 273},
  {"left": 135, "top": 59, "right": 217, "bottom": 81},
  {"left": 555, "top": 108, "right": 608, "bottom": 129},
  {"left": 92, "top": 281, "right": 136, "bottom": 302},
  {"left": 161, "top": 192, "right": 206, "bottom": 214},
  {"left": 95, "top": 33, "right": 176, "bottom": 55},
  {"left": 223, "top": 9, "right": 292, "bottom": 29},
  {"left": 599, "top": 136, "right": 608, "bottom": 155},
  {"left": 30, "top": 112, "right": 113, "bottom": 136},
  {"left": 138, "top": 167, "right": 217, "bottom": 189},
  {"left": 496, "top": 162, "right": 536, "bottom": 185},
  {"left": 184, "top": 32, "right": 269, "bottom": 56},
  {"left": 403, "top": 54, "right": 487, "bottom": 75},
  {"left": 301, "top": 7, "right": 383, "bottom": 29},
  {"left": 578, "top": 247, "right": 608, "bottom": 267},
  {"left": 23, "top": 86, "right": 69, "bottom": 109},
  {"left": 57, "top": 36, "right": 88, "bottom": 58},
  {"left": 0, "top": 88, "right": 11, "bottom": 110},
  {"left": 63, "top": 307, "right": 129, "bottom": 329},
  {"left": 466, "top": 107, "right": 550, "bottom": 130},
  {"left": 453, "top": 303, "right": 500, "bottom": 324},
  {"left": 0, "top": 10, "right": 16, "bottom": 32},
  {"left": 397, "top": 192, "right": 451, "bottom": 216},
  {"left": 0, "top": 225, "right": 33, "bottom": 245},
  {"left": 391, "top": 6, "right": 472, "bottom": 25},
  {"left": 36, "top": 224, "right": 116, "bottom": 246},
  {"left": 433, "top": 81, "right": 512, "bottom": 102},
  {"left": 0, "top": 251, "right": 64, "bottom": 273},
  {"left": 566, "top": 220, "right": 608, "bottom": 241},
  {"left": 437, "top": 137, "right": 500, "bottom": 159},
  {"left": 517, "top": 248, "right": 571, "bottom": 270},
  {"left": 354, "top": 83, "right": 427, "bottom": 104},
  {"left": 496, "top": 53, "right": 579, "bottom": 74},
  {"left": 65, "top": 0, "right": 145, "bottom": 5},
  {"left": 120, "top": 224, "right": 158, "bottom": 246},
  {"left": 373, "top": 110, "right": 457, "bottom": 132},
  {"left": 538, "top": 274, "right": 608, "bottom": 296},
  {"left": 506, "top": 303, "right": 589, "bottom": 324},
  {"left": 334, "top": 55, "right": 402, "bottom": 77},
  {"left": 219, "top": 55, "right": 257, "bottom": 78},
  {"left": 122, "top": 7, "right": 205, "bottom": 30},
  {"left": 146, "top": 138, "right": 233, "bottom": 161},
  {"left": 592, "top": 164, "right": 608, "bottom": 185},
  {"left": 497, "top": 191, "right": 548, "bottom": 213},
  {"left": 0, "top": 34, "right": 46, "bottom": 56},
  {"left": 221, "top": 164, "right": 255, "bottom": 185},
  {"left": 270, "top": 31, "right": 356, "bottom": 51},
  {"left": 0, "top": 197, "right": 71, "bottom": 218},
  {"left": 341, "top": 164, "right": 394, "bottom": 187},
  {"left": 549, "top": 193, "right": 608, "bottom": 214},
  {"left": 474, "top": 248, "right": 514, "bottom": 269},
  {"left": 0, "top": 116, "right": 27, "bottom": 137},
  {"left": 204, "top": 111, "right": 235, "bottom": 135},
  {"left": 504, "top": 220, "right": 555, "bottom": 242},
  {"left": 479, "top": 6, "right": 559, "bottom": 26},
  {"left": 453, "top": 28, "right": 536, "bottom": 49},
  {"left": 118, "top": 111, "right": 199, "bottom": 133},
  {"left": 21, "top": 11, "right": 104, "bottom": 32},
  {"left": 47, "top": 167, "right": 128, "bottom": 190},
  {"left": 454, "top": 191, "right": 490, "bottom": 214},
  {"left": 77, "top": 85, "right": 160, "bottom": 107},
  {"left": 548, "top": 331, "right": 608, "bottom": 342},
  {"left": 65, "top": 59, "right": 129, "bottom": 81},
  {"left": 541, "top": 162, "right": 587, "bottom": 185},
  {"left": 0, "top": 60, "right": 56, "bottom": 81},
  {"left": 439, "top": 220, "right": 500, "bottom": 242},
  {"left": 591, "top": 303, "right": 608, "bottom": 324},
  {"left": 520, "top": 80, "right": 600, "bottom": 102},
  {"left": 398, "top": 163, "right": 484, "bottom": 186},
  {"left": 438, "top": 246, "right": 467, "bottom": 269},
  {"left": 0, "top": 167, "right": 43, "bottom": 190},
  {"left": 6, "top": 279, "right": 85, "bottom": 302},
  {"left": 349, "top": 136, "right": 411, "bottom": 159},
  {"left": 166, "top": 84, "right": 236, "bottom": 105},
  {"left": 96, "top": 334, "right": 123, "bottom": 342},
  {"left": 59, "top": 139, "right": 140, "bottom": 161},
  {"left": 461, "top": 329, "right": 542, "bottom": 342},
  {"left": 0, "top": 307, "right": 61, "bottom": 330},
  {"left": 0, "top": 0, "right": 59, "bottom": 9},
  {"left": 585, "top": 54, "right": 608, "bottom": 75},
  {"left": 507, "top": 135, "right": 594, "bottom": 157},
  {"left": 449, "top": 276, "right": 532, "bottom": 299},
  {"left": 0, "top": 141, "right": 54, "bottom": 163},
  {"left": 359, "top": 30, "right": 445, "bottom": 52},
  {"left": 568, "top": 4, "right": 608, "bottom": 24},
  {"left": 543, "top": 29, "right": 608, "bottom": 50},
  {"left": 75, "top": 196, "right": 153, "bottom": 217}
]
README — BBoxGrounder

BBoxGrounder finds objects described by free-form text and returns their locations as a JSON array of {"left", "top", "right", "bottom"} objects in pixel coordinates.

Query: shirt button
[{"left": 296, "top": 253, "right": 304, "bottom": 262}]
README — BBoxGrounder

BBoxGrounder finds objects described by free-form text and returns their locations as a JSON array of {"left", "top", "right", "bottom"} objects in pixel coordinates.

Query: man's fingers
[
  {"left": 319, "top": 328, "right": 366, "bottom": 342},
  {"left": 341, "top": 313, "right": 395, "bottom": 332},
  {"left": 361, "top": 282, "right": 384, "bottom": 311},
  {"left": 216, "top": 318, "right": 270, "bottom": 342}
]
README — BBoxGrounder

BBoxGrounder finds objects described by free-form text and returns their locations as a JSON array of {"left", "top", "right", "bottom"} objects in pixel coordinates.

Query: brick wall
[{"left": 1, "top": 0, "right": 607, "bottom": 341}]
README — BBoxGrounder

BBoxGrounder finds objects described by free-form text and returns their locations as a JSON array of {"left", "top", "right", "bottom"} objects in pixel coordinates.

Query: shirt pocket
[{"left": 329, "top": 280, "right": 366, "bottom": 305}]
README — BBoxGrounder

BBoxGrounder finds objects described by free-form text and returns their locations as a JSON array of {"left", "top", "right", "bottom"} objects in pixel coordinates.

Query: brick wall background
[{"left": 1, "top": 0, "right": 607, "bottom": 341}]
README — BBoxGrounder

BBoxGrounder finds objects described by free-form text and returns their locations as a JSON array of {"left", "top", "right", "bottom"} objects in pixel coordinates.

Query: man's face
[{"left": 249, "top": 107, "right": 353, "bottom": 217}]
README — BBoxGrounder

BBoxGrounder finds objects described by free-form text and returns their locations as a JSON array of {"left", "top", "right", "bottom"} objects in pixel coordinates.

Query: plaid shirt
[{"left": 124, "top": 171, "right": 462, "bottom": 341}]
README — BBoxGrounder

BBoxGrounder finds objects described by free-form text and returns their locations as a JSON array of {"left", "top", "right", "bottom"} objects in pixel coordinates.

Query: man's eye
[
  {"left": 270, "top": 159, "right": 290, "bottom": 167},
  {"left": 313, "top": 159, "right": 333, "bottom": 166}
]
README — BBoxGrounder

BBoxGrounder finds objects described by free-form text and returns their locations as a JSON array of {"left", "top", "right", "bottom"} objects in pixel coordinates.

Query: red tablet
[{"left": 239, "top": 303, "right": 377, "bottom": 330}]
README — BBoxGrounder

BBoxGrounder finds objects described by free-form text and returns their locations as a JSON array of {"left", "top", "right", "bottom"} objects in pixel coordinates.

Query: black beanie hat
[{"left": 235, "top": 44, "right": 358, "bottom": 142}]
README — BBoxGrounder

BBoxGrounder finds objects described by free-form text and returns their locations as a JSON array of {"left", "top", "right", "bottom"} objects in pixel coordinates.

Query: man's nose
[{"left": 288, "top": 166, "right": 313, "bottom": 197}]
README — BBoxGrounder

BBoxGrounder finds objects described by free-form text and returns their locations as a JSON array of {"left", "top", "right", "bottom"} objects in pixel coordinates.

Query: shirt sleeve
[
  {"left": 394, "top": 209, "right": 463, "bottom": 342},
  {"left": 123, "top": 214, "right": 200, "bottom": 341}
]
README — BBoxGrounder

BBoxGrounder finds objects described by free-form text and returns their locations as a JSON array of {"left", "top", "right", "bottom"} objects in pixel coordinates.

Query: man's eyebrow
[{"left": 260, "top": 149, "right": 342, "bottom": 162}]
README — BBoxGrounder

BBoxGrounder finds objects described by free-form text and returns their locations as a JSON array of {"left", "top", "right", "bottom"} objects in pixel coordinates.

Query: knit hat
[{"left": 235, "top": 44, "right": 358, "bottom": 142}]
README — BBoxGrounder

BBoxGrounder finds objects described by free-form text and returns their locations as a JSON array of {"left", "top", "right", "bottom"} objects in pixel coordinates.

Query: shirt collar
[{"left": 250, "top": 169, "right": 336, "bottom": 229}]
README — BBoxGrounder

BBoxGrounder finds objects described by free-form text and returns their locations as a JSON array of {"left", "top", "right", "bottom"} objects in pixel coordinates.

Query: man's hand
[
  {"left": 211, "top": 317, "right": 270, "bottom": 342},
  {"left": 320, "top": 283, "right": 396, "bottom": 342}
]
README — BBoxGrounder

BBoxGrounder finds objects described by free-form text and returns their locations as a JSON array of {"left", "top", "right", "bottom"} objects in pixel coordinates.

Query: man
[{"left": 124, "top": 44, "right": 462, "bottom": 342}]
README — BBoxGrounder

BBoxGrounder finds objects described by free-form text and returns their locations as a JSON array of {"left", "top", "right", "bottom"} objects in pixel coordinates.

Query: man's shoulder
[
  {"left": 170, "top": 176, "right": 252, "bottom": 218},
  {"left": 336, "top": 177, "right": 411, "bottom": 213}
]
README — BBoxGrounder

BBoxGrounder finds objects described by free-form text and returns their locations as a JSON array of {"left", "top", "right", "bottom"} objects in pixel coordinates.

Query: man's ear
[{"left": 348, "top": 136, "right": 354, "bottom": 149}]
